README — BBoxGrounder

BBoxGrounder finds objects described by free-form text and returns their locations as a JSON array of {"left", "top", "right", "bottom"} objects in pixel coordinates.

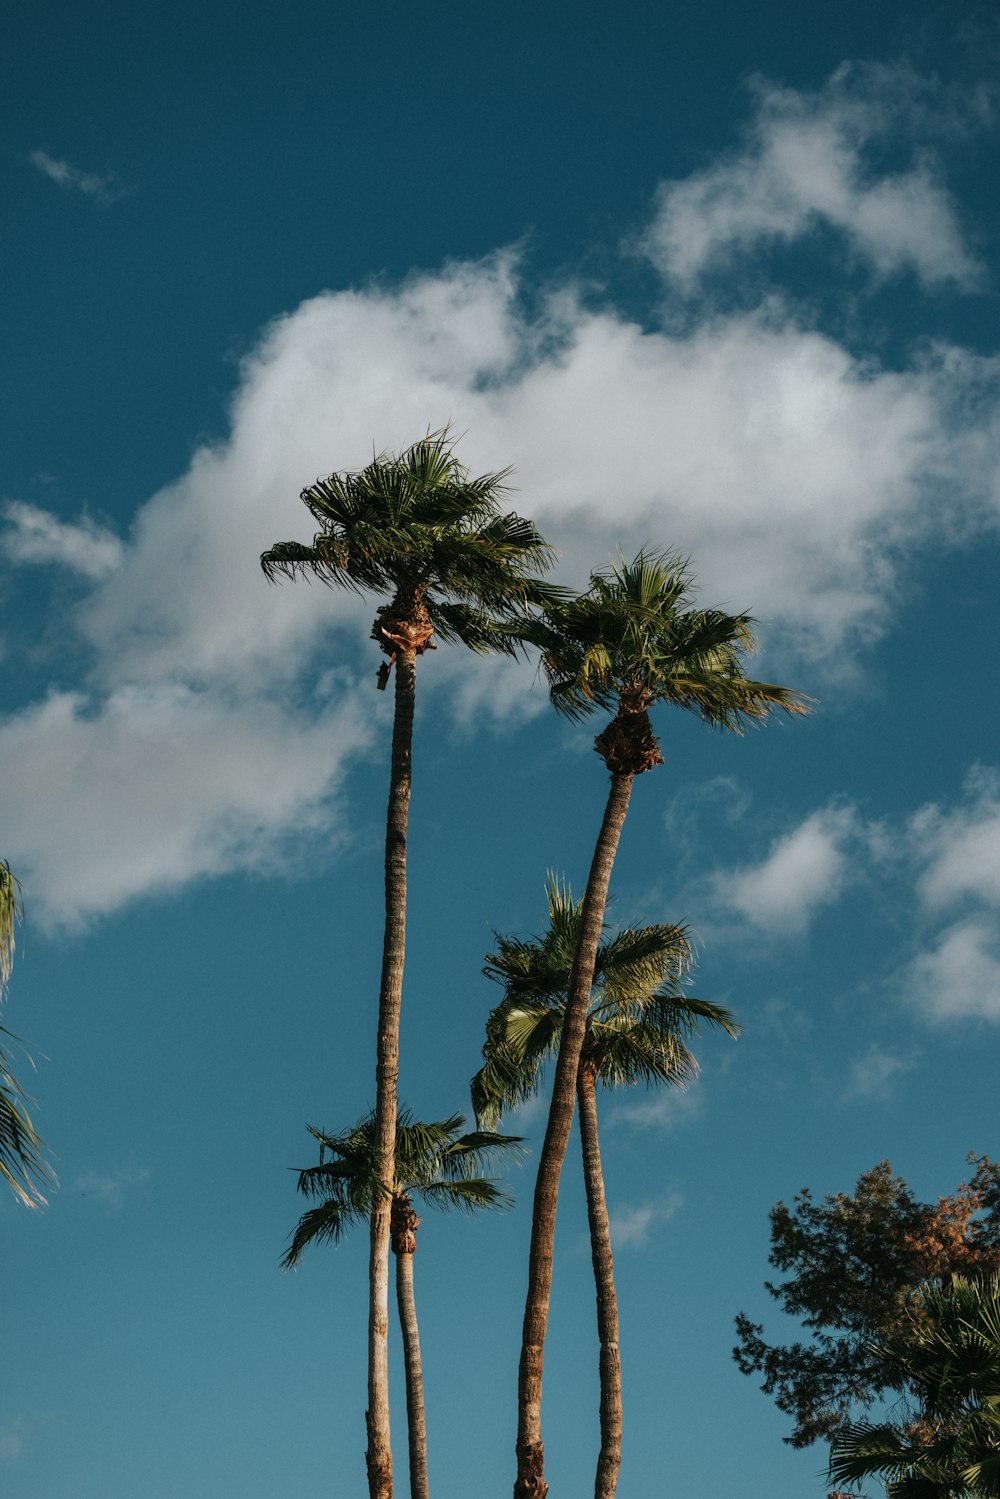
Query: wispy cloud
[
  {"left": 72, "top": 1167, "right": 150, "bottom": 1210},
  {"left": 614, "top": 1081, "right": 704, "bottom": 1132},
  {"left": 29, "top": 149, "right": 124, "bottom": 203},
  {"left": 608, "top": 1192, "right": 683, "bottom": 1250},
  {"left": 643, "top": 61, "right": 983, "bottom": 292},
  {"left": 3, "top": 500, "right": 123, "bottom": 579},
  {"left": 845, "top": 1045, "right": 915, "bottom": 1100}
]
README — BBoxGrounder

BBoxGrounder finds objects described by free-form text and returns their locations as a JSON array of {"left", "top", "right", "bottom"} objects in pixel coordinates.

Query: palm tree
[
  {"left": 284, "top": 1110, "right": 524, "bottom": 1499},
  {"left": 262, "top": 432, "right": 553, "bottom": 1498},
  {"left": 473, "top": 878, "right": 738, "bottom": 1498},
  {"left": 828, "top": 1273, "right": 1000, "bottom": 1497},
  {"left": 0, "top": 860, "right": 52, "bottom": 1209},
  {"left": 512, "top": 552, "right": 809, "bottom": 1498}
]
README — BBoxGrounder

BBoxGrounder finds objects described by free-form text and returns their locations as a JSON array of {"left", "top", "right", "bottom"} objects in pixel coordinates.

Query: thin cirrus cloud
[
  {"left": 29, "top": 149, "right": 124, "bottom": 203},
  {"left": 1, "top": 58, "right": 998, "bottom": 930},
  {"left": 608, "top": 1192, "right": 684, "bottom": 1251},
  {"left": 845, "top": 1044, "right": 915, "bottom": 1101},
  {"left": 642, "top": 61, "right": 983, "bottom": 292}
]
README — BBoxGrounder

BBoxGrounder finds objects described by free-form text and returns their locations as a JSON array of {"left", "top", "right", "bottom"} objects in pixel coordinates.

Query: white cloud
[
  {"left": 2, "top": 100, "right": 999, "bottom": 929},
  {"left": 909, "top": 916, "right": 1000, "bottom": 1023},
  {"left": 29, "top": 150, "right": 124, "bottom": 202},
  {"left": 643, "top": 62, "right": 982, "bottom": 291},
  {"left": 615, "top": 1082, "right": 704, "bottom": 1132},
  {"left": 0, "top": 683, "right": 370, "bottom": 930},
  {"left": 0, "top": 1417, "right": 25, "bottom": 1462},
  {"left": 913, "top": 768, "right": 1000, "bottom": 911},
  {"left": 2, "top": 500, "right": 123, "bottom": 579},
  {"left": 73, "top": 1167, "right": 150, "bottom": 1210},
  {"left": 712, "top": 804, "right": 860, "bottom": 934},
  {"left": 845, "top": 1045, "right": 914, "bottom": 1100},
  {"left": 608, "top": 1192, "right": 683, "bottom": 1250}
]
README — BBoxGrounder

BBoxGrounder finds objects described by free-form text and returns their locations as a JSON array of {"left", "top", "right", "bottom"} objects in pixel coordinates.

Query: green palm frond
[
  {"left": 0, "top": 866, "right": 53, "bottom": 1209},
  {"left": 829, "top": 1274, "right": 1000, "bottom": 1497},
  {"left": 474, "top": 877, "right": 737, "bottom": 1126},
  {"left": 1, "top": 860, "right": 21, "bottom": 992},
  {"left": 534, "top": 550, "right": 811, "bottom": 726},
  {"left": 262, "top": 430, "right": 555, "bottom": 650},
  {"left": 0, "top": 1023, "right": 53, "bottom": 1209},
  {"left": 283, "top": 1106, "right": 522, "bottom": 1266}
]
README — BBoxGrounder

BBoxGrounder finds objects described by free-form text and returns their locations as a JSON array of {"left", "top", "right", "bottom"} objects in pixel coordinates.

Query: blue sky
[{"left": 2, "top": 2, "right": 1000, "bottom": 1495}]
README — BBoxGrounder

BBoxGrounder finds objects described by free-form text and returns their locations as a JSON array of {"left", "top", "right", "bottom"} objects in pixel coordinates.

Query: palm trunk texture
[
  {"left": 367, "top": 647, "right": 417, "bottom": 1499},
  {"left": 393, "top": 1216, "right": 429, "bottom": 1499},
  {"left": 514, "top": 771, "right": 634, "bottom": 1499},
  {"left": 578, "top": 1061, "right": 623, "bottom": 1499}
]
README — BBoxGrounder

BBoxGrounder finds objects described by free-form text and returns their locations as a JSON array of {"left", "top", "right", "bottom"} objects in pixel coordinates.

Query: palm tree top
[
  {"left": 261, "top": 429, "right": 559, "bottom": 654},
  {"left": 282, "top": 1108, "right": 525, "bottom": 1268},
  {"left": 473, "top": 877, "right": 739, "bottom": 1128},
  {"left": 534, "top": 549, "right": 812, "bottom": 729}
]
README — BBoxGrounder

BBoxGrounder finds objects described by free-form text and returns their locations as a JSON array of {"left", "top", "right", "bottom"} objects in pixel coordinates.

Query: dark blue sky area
[{"left": 4, "top": 1, "right": 993, "bottom": 515}]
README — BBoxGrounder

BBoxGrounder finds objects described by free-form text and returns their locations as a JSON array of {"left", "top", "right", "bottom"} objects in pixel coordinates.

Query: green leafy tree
[
  {"left": 472, "top": 877, "right": 738, "bottom": 1499},
  {"left": 284, "top": 1111, "right": 523, "bottom": 1499},
  {"left": 828, "top": 1272, "right": 1000, "bottom": 1497},
  {"left": 512, "top": 552, "right": 807, "bottom": 1498},
  {"left": 262, "top": 432, "right": 553, "bottom": 1499},
  {"left": 0, "top": 861, "right": 53, "bottom": 1208},
  {"left": 735, "top": 1158, "right": 1000, "bottom": 1451}
]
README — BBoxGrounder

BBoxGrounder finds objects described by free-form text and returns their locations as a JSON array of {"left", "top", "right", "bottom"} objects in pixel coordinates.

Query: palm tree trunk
[
  {"left": 367, "top": 646, "right": 417, "bottom": 1499},
  {"left": 577, "top": 1060, "right": 622, "bottom": 1499},
  {"left": 514, "top": 771, "right": 634, "bottom": 1499},
  {"left": 394, "top": 1232, "right": 429, "bottom": 1499}
]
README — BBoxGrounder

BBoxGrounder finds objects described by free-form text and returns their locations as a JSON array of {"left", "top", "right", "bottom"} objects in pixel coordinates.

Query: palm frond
[{"left": 535, "top": 551, "right": 812, "bottom": 726}]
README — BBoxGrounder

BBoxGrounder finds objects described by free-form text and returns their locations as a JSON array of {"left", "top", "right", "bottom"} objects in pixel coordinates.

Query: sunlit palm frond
[
  {"left": 535, "top": 550, "right": 812, "bottom": 727},
  {"left": 283, "top": 1105, "right": 521, "bottom": 1265},
  {"left": 262, "top": 431, "right": 555, "bottom": 650}
]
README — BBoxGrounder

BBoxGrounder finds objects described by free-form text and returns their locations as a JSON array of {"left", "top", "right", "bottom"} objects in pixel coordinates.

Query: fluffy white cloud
[
  {"left": 608, "top": 1192, "right": 683, "bottom": 1250},
  {"left": 913, "top": 768, "right": 1000, "bottom": 911},
  {"left": 909, "top": 917, "right": 1000, "bottom": 1023},
  {"left": 0, "top": 683, "right": 370, "bottom": 929},
  {"left": 711, "top": 804, "right": 860, "bottom": 934},
  {"left": 2, "top": 500, "right": 123, "bottom": 579},
  {"left": 643, "top": 63, "right": 981, "bottom": 290},
  {"left": 29, "top": 149, "right": 124, "bottom": 202},
  {"left": 4, "top": 77, "right": 999, "bottom": 928}
]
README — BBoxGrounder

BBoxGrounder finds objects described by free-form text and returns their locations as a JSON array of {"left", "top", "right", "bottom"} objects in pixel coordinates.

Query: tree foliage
[
  {"left": 828, "top": 1272, "right": 1000, "bottom": 1497},
  {"left": 734, "top": 1157, "right": 1000, "bottom": 1450}
]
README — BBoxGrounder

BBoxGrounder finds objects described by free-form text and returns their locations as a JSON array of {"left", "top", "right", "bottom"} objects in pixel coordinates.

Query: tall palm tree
[
  {"left": 828, "top": 1273, "right": 1000, "bottom": 1497},
  {"left": 284, "top": 1110, "right": 524, "bottom": 1499},
  {"left": 0, "top": 860, "right": 52, "bottom": 1209},
  {"left": 472, "top": 878, "right": 738, "bottom": 1498},
  {"left": 512, "top": 552, "right": 809, "bottom": 1498},
  {"left": 262, "top": 432, "right": 553, "bottom": 1499}
]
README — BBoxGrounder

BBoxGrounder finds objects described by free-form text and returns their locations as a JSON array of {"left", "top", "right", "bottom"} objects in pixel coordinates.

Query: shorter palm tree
[
  {"left": 473, "top": 878, "right": 738, "bottom": 1498},
  {"left": 828, "top": 1273, "right": 1000, "bottom": 1497},
  {"left": 285, "top": 1110, "right": 524, "bottom": 1499},
  {"left": 1, "top": 861, "right": 52, "bottom": 1208}
]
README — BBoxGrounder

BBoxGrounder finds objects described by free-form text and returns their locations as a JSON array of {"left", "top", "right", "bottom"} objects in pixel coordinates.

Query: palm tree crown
[
  {"left": 535, "top": 550, "right": 810, "bottom": 772},
  {"left": 472, "top": 877, "right": 738, "bottom": 1128},
  {"left": 262, "top": 429, "right": 557, "bottom": 670},
  {"left": 283, "top": 1109, "right": 524, "bottom": 1268}
]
